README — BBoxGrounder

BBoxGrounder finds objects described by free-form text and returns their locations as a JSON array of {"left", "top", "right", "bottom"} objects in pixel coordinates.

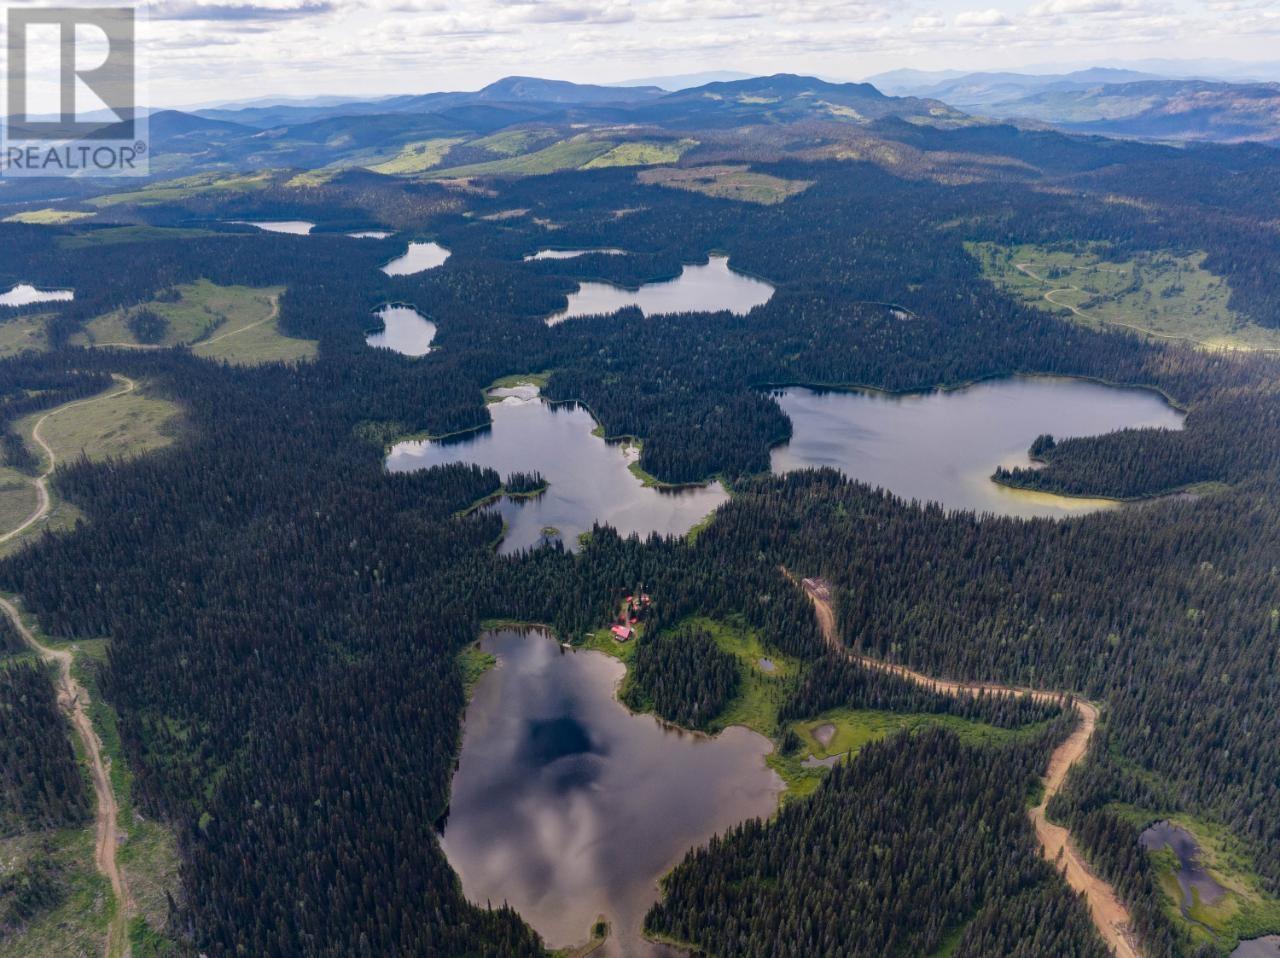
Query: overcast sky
[{"left": 4, "top": 0, "right": 1276, "bottom": 106}]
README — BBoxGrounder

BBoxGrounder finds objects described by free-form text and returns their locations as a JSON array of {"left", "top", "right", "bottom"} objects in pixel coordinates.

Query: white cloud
[{"left": 955, "top": 8, "right": 1011, "bottom": 26}]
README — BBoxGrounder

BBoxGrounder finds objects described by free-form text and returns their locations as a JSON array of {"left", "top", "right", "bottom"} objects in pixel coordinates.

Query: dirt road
[
  {"left": 1, "top": 376, "right": 137, "bottom": 958},
  {"left": 0, "top": 375, "right": 137, "bottom": 546},
  {"left": 794, "top": 572, "right": 1140, "bottom": 958}
]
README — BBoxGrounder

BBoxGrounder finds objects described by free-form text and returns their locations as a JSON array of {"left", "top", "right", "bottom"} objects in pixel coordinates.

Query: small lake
[
  {"left": 349, "top": 230, "right": 393, "bottom": 239},
  {"left": 546, "top": 254, "right": 774, "bottom": 325},
  {"left": 441, "top": 627, "right": 783, "bottom": 956},
  {"left": 234, "top": 220, "right": 315, "bottom": 235},
  {"left": 1140, "top": 821, "right": 1226, "bottom": 914},
  {"left": 525, "top": 248, "right": 626, "bottom": 260},
  {"left": 381, "top": 241, "right": 450, "bottom": 276},
  {"left": 770, "top": 378, "right": 1185, "bottom": 519},
  {"left": 386, "top": 385, "right": 727, "bottom": 553},
  {"left": 365, "top": 305, "right": 436, "bottom": 356},
  {"left": 0, "top": 284, "right": 74, "bottom": 307}
]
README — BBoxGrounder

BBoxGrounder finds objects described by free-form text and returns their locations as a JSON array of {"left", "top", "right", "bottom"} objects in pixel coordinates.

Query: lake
[
  {"left": 526, "top": 248, "right": 626, "bottom": 260},
  {"left": 546, "top": 254, "right": 774, "bottom": 325},
  {"left": 385, "top": 385, "right": 727, "bottom": 553},
  {"left": 1139, "top": 821, "right": 1226, "bottom": 914},
  {"left": 770, "top": 378, "right": 1185, "bottom": 519},
  {"left": 382, "top": 241, "right": 450, "bottom": 276},
  {"left": 441, "top": 627, "right": 783, "bottom": 956},
  {"left": 365, "top": 305, "right": 436, "bottom": 356},
  {"left": 0, "top": 284, "right": 74, "bottom": 307},
  {"left": 349, "top": 230, "right": 393, "bottom": 239},
  {"left": 234, "top": 220, "right": 315, "bottom": 235}
]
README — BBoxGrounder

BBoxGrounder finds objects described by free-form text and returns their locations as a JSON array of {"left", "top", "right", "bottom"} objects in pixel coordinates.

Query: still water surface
[
  {"left": 0, "top": 284, "right": 74, "bottom": 307},
  {"left": 234, "top": 220, "right": 314, "bottom": 235},
  {"left": 381, "top": 241, "right": 450, "bottom": 276},
  {"left": 441, "top": 628, "right": 783, "bottom": 956},
  {"left": 365, "top": 305, "right": 436, "bottom": 356},
  {"left": 1139, "top": 821, "right": 1226, "bottom": 914},
  {"left": 771, "top": 378, "right": 1185, "bottom": 519},
  {"left": 385, "top": 386, "right": 727, "bottom": 553},
  {"left": 526, "top": 248, "right": 626, "bottom": 260},
  {"left": 547, "top": 254, "right": 773, "bottom": 325}
]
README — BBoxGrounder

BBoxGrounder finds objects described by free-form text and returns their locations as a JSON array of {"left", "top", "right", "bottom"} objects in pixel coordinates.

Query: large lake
[
  {"left": 385, "top": 386, "right": 727, "bottom": 553},
  {"left": 365, "top": 305, "right": 436, "bottom": 356},
  {"left": 382, "top": 241, "right": 450, "bottom": 276},
  {"left": 0, "top": 284, "right": 74, "bottom": 307},
  {"left": 441, "top": 628, "right": 783, "bottom": 956},
  {"left": 547, "top": 254, "right": 773, "bottom": 325},
  {"left": 770, "top": 378, "right": 1185, "bottom": 519}
]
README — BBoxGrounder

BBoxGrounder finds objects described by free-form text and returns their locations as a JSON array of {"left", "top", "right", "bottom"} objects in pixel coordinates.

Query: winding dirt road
[
  {"left": 794, "top": 572, "right": 1141, "bottom": 958},
  {"left": 2, "top": 376, "right": 137, "bottom": 958}
]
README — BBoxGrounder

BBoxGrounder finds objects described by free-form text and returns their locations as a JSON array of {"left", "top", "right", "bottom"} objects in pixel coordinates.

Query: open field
[
  {"left": 87, "top": 172, "right": 274, "bottom": 209},
  {"left": 583, "top": 141, "right": 694, "bottom": 169},
  {"left": 428, "top": 137, "right": 618, "bottom": 178},
  {"left": 0, "top": 378, "right": 181, "bottom": 557},
  {"left": 75, "top": 282, "right": 316, "bottom": 366},
  {"left": 2, "top": 209, "right": 94, "bottom": 225},
  {"left": 638, "top": 165, "right": 814, "bottom": 204},
  {"left": 368, "top": 138, "right": 465, "bottom": 174},
  {"left": 970, "top": 241, "right": 1280, "bottom": 351},
  {"left": 0, "top": 315, "right": 50, "bottom": 358}
]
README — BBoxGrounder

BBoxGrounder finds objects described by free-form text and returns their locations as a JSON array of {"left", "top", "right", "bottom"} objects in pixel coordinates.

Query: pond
[
  {"left": 525, "top": 248, "right": 626, "bottom": 260},
  {"left": 381, "top": 241, "right": 450, "bottom": 276},
  {"left": 441, "top": 627, "right": 783, "bottom": 956},
  {"left": 233, "top": 220, "right": 315, "bottom": 235},
  {"left": 546, "top": 254, "right": 774, "bottom": 325},
  {"left": 770, "top": 377, "right": 1185, "bottom": 519},
  {"left": 365, "top": 305, "right": 436, "bottom": 356},
  {"left": 385, "top": 385, "right": 727, "bottom": 553},
  {"left": 1233, "top": 937, "right": 1280, "bottom": 958},
  {"left": 1140, "top": 821, "right": 1227, "bottom": 914},
  {"left": 0, "top": 284, "right": 74, "bottom": 307}
]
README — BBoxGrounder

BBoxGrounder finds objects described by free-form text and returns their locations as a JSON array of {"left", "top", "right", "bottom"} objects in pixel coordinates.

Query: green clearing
[
  {"left": 0, "top": 379, "right": 181, "bottom": 556},
  {"left": 0, "top": 314, "right": 49, "bottom": 357},
  {"left": 638, "top": 165, "right": 814, "bottom": 205},
  {"left": 429, "top": 137, "right": 616, "bottom": 179},
  {"left": 1110, "top": 805, "right": 1280, "bottom": 949},
  {"left": 579, "top": 614, "right": 1045, "bottom": 798},
  {"left": 2, "top": 209, "right": 94, "bottom": 225},
  {"left": 87, "top": 171, "right": 274, "bottom": 208},
  {"left": 0, "top": 826, "right": 112, "bottom": 958},
  {"left": 368, "top": 137, "right": 464, "bottom": 174},
  {"left": 970, "top": 242, "right": 1280, "bottom": 351},
  {"left": 75, "top": 282, "right": 316, "bottom": 365},
  {"left": 582, "top": 141, "right": 693, "bottom": 169},
  {"left": 467, "top": 129, "right": 552, "bottom": 157},
  {"left": 20, "top": 383, "right": 180, "bottom": 466},
  {"left": 457, "top": 644, "right": 497, "bottom": 701}
]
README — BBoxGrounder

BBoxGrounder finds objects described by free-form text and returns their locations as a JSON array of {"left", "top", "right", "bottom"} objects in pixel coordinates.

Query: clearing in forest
[
  {"left": 74, "top": 281, "right": 317, "bottom": 365},
  {"left": 970, "top": 241, "right": 1280, "bottom": 351},
  {"left": 639, "top": 164, "right": 814, "bottom": 205}
]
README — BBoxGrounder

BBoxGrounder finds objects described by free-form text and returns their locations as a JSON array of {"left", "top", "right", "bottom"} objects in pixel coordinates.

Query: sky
[{"left": 2, "top": 0, "right": 1277, "bottom": 106}]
